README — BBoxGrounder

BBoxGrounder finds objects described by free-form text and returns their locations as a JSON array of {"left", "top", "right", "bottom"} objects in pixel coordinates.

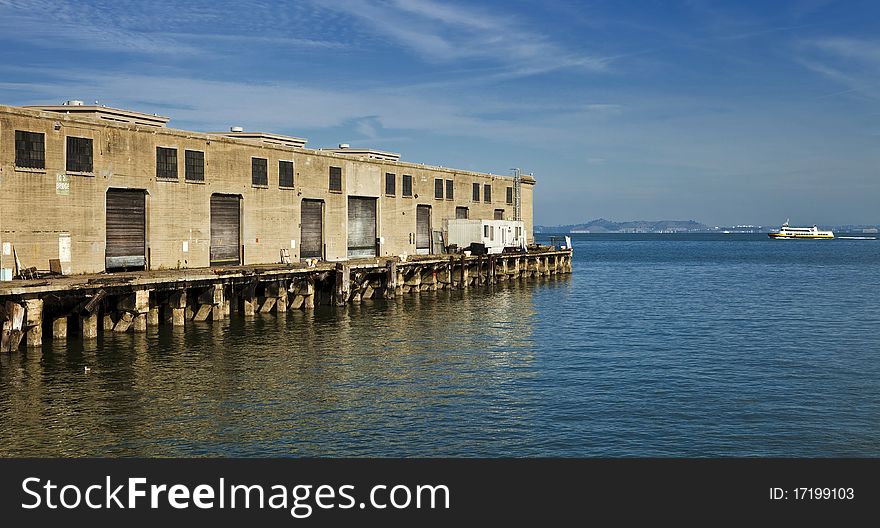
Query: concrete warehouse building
[{"left": 0, "top": 101, "right": 535, "bottom": 277}]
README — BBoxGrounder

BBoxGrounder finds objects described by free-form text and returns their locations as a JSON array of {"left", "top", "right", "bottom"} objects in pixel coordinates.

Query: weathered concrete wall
[{"left": 0, "top": 104, "right": 536, "bottom": 275}]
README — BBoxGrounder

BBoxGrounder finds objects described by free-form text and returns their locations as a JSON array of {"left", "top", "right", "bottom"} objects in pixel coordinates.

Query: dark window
[
  {"left": 402, "top": 174, "right": 413, "bottom": 197},
  {"left": 15, "top": 130, "right": 45, "bottom": 169},
  {"left": 472, "top": 183, "right": 480, "bottom": 202},
  {"left": 279, "top": 160, "right": 294, "bottom": 188},
  {"left": 329, "top": 166, "right": 342, "bottom": 191},
  {"left": 434, "top": 178, "right": 444, "bottom": 199},
  {"left": 385, "top": 172, "right": 396, "bottom": 195},
  {"left": 156, "top": 147, "right": 177, "bottom": 180},
  {"left": 484, "top": 184, "right": 492, "bottom": 203},
  {"left": 66, "top": 136, "right": 93, "bottom": 173},
  {"left": 506, "top": 186, "right": 513, "bottom": 205},
  {"left": 494, "top": 209, "right": 505, "bottom": 220},
  {"left": 446, "top": 179, "right": 454, "bottom": 200},
  {"left": 185, "top": 150, "right": 205, "bottom": 181},
  {"left": 455, "top": 206, "right": 468, "bottom": 219},
  {"left": 252, "top": 157, "right": 268, "bottom": 186}
]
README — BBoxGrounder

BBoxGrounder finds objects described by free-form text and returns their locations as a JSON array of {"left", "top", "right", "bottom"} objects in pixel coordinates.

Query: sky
[{"left": 0, "top": 0, "right": 878, "bottom": 227}]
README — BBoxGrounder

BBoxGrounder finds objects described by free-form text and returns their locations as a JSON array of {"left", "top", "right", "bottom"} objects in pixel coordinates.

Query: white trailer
[{"left": 443, "top": 219, "right": 526, "bottom": 254}]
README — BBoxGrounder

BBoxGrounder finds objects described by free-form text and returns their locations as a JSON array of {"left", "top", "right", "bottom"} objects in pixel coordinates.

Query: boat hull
[{"left": 768, "top": 233, "right": 834, "bottom": 239}]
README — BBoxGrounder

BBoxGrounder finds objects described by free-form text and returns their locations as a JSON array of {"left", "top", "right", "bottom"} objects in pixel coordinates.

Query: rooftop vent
[
  {"left": 338, "top": 143, "right": 350, "bottom": 149},
  {"left": 64, "top": 100, "right": 84, "bottom": 106},
  {"left": 230, "top": 126, "right": 244, "bottom": 133}
]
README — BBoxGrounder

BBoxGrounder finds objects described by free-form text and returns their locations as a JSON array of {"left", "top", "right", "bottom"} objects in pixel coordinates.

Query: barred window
[
  {"left": 185, "top": 150, "right": 205, "bottom": 181},
  {"left": 15, "top": 130, "right": 45, "bottom": 169},
  {"left": 446, "top": 179, "right": 454, "bottom": 200},
  {"left": 279, "top": 160, "right": 294, "bottom": 188},
  {"left": 402, "top": 174, "right": 413, "bottom": 197},
  {"left": 434, "top": 178, "right": 444, "bottom": 199},
  {"left": 66, "top": 136, "right": 93, "bottom": 173},
  {"left": 506, "top": 186, "right": 513, "bottom": 205},
  {"left": 484, "top": 184, "right": 492, "bottom": 203},
  {"left": 156, "top": 147, "right": 177, "bottom": 180},
  {"left": 385, "top": 172, "right": 396, "bottom": 195},
  {"left": 329, "top": 166, "right": 342, "bottom": 191},
  {"left": 252, "top": 157, "right": 268, "bottom": 186},
  {"left": 472, "top": 183, "right": 480, "bottom": 202}
]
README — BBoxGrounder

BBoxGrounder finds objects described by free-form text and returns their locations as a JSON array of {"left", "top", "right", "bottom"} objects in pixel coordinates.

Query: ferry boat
[{"left": 768, "top": 220, "right": 834, "bottom": 239}]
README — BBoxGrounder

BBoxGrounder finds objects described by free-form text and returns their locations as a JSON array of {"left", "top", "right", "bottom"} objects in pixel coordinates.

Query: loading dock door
[
  {"left": 416, "top": 205, "right": 431, "bottom": 254},
  {"left": 105, "top": 189, "right": 146, "bottom": 270},
  {"left": 301, "top": 199, "right": 323, "bottom": 260},
  {"left": 210, "top": 194, "right": 241, "bottom": 266},
  {"left": 347, "top": 197, "right": 377, "bottom": 258}
]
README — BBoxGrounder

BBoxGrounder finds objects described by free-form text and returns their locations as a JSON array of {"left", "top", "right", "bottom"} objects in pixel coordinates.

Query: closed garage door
[
  {"left": 301, "top": 199, "right": 323, "bottom": 260},
  {"left": 348, "top": 197, "right": 377, "bottom": 258},
  {"left": 106, "top": 189, "right": 146, "bottom": 270},
  {"left": 210, "top": 194, "right": 241, "bottom": 266},
  {"left": 416, "top": 205, "right": 431, "bottom": 254}
]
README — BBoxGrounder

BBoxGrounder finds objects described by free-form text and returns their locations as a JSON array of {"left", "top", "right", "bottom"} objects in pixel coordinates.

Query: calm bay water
[{"left": 1, "top": 234, "right": 878, "bottom": 457}]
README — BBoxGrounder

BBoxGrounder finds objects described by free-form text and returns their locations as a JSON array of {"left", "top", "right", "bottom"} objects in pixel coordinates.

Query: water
[{"left": 1, "top": 234, "right": 878, "bottom": 457}]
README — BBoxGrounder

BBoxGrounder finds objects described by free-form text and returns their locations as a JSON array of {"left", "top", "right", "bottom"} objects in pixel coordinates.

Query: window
[
  {"left": 402, "top": 174, "right": 413, "bottom": 197},
  {"left": 494, "top": 209, "right": 505, "bottom": 220},
  {"left": 516, "top": 227, "right": 521, "bottom": 239},
  {"left": 446, "top": 179, "right": 454, "bottom": 200},
  {"left": 484, "top": 184, "right": 492, "bottom": 203},
  {"left": 472, "top": 183, "right": 480, "bottom": 202},
  {"left": 329, "top": 166, "right": 342, "bottom": 191},
  {"left": 279, "top": 160, "right": 294, "bottom": 188},
  {"left": 185, "top": 150, "right": 205, "bottom": 181},
  {"left": 455, "top": 207, "right": 468, "bottom": 219},
  {"left": 15, "top": 130, "right": 45, "bottom": 169},
  {"left": 66, "top": 136, "right": 93, "bottom": 173},
  {"left": 252, "top": 157, "right": 268, "bottom": 186},
  {"left": 434, "top": 178, "right": 444, "bottom": 199},
  {"left": 385, "top": 173, "right": 396, "bottom": 196},
  {"left": 484, "top": 225, "right": 489, "bottom": 238},
  {"left": 506, "top": 186, "right": 513, "bottom": 205},
  {"left": 156, "top": 147, "right": 177, "bottom": 180}
]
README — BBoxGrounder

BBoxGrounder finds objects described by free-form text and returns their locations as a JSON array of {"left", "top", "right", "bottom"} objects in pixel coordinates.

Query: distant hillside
[{"left": 536, "top": 218, "right": 710, "bottom": 233}]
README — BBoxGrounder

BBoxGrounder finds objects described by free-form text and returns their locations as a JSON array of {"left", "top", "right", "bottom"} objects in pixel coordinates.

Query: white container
[{"left": 444, "top": 219, "right": 525, "bottom": 254}]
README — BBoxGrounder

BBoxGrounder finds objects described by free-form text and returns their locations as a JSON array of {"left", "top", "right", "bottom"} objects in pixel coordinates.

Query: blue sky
[{"left": 1, "top": 0, "right": 878, "bottom": 226}]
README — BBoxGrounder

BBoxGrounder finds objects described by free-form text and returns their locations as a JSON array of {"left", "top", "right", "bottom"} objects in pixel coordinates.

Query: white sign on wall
[{"left": 58, "top": 234, "right": 71, "bottom": 262}]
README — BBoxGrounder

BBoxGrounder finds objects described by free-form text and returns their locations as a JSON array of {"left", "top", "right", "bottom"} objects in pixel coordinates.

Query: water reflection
[{"left": 0, "top": 277, "right": 563, "bottom": 456}]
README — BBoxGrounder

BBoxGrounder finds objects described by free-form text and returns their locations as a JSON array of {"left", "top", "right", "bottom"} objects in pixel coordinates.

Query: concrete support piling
[{"left": 0, "top": 250, "right": 572, "bottom": 348}]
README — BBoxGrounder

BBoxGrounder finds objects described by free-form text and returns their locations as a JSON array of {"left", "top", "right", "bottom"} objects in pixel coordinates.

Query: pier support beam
[
  {"left": 169, "top": 291, "right": 187, "bottom": 326},
  {"left": 335, "top": 263, "right": 351, "bottom": 306},
  {"left": 24, "top": 299, "right": 43, "bottom": 348},
  {"left": 80, "top": 313, "right": 98, "bottom": 339},
  {"left": 1, "top": 301, "right": 25, "bottom": 352},
  {"left": 304, "top": 277, "right": 316, "bottom": 309},
  {"left": 384, "top": 261, "right": 397, "bottom": 300},
  {"left": 52, "top": 316, "right": 68, "bottom": 341}
]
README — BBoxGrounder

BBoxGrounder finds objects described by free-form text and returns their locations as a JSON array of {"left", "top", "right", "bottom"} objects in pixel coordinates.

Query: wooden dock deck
[{"left": 0, "top": 249, "right": 573, "bottom": 352}]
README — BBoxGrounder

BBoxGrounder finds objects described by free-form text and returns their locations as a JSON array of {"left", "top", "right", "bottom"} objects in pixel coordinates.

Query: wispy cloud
[
  {"left": 798, "top": 37, "right": 880, "bottom": 99},
  {"left": 313, "top": 0, "right": 609, "bottom": 77}
]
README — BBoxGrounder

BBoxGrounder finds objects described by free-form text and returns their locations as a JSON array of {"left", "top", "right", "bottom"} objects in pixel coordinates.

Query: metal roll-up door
[
  {"left": 210, "top": 194, "right": 241, "bottom": 266},
  {"left": 301, "top": 199, "right": 323, "bottom": 260},
  {"left": 106, "top": 189, "right": 146, "bottom": 270},
  {"left": 416, "top": 205, "right": 431, "bottom": 254},
  {"left": 347, "top": 196, "right": 377, "bottom": 258}
]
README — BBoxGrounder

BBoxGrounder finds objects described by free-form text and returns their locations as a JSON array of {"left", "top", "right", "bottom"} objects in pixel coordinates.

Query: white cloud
[{"left": 315, "top": 0, "right": 609, "bottom": 77}]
